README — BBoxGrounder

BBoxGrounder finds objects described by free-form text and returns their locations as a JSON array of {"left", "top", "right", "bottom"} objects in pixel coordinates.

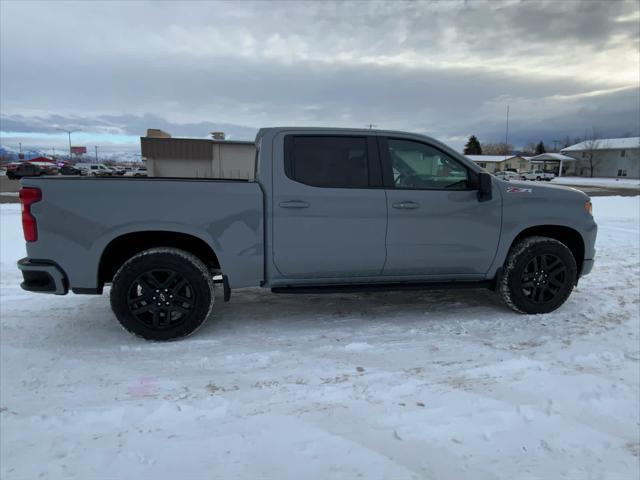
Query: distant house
[
  {"left": 502, "top": 155, "right": 531, "bottom": 173},
  {"left": 465, "top": 155, "right": 531, "bottom": 173},
  {"left": 560, "top": 137, "right": 639, "bottom": 178}
]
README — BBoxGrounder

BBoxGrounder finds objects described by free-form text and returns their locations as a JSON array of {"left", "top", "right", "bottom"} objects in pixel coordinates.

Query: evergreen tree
[
  {"left": 535, "top": 141, "right": 546, "bottom": 155},
  {"left": 463, "top": 135, "right": 482, "bottom": 155}
]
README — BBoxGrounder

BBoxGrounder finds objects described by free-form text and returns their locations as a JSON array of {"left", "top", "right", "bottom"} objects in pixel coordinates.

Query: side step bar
[{"left": 271, "top": 280, "right": 493, "bottom": 295}]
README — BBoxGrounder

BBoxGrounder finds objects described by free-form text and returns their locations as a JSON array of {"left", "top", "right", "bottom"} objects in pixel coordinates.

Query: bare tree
[
  {"left": 582, "top": 127, "right": 601, "bottom": 178},
  {"left": 481, "top": 142, "right": 513, "bottom": 155},
  {"left": 522, "top": 142, "right": 537, "bottom": 155}
]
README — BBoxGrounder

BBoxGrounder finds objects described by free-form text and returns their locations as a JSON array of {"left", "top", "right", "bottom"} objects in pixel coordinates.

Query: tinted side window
[
  {"left": 285, "top": 136, "right": 369, "bottom": 188},
  {"left": 387, "top": 138, "right": 469, "bottom": 190}
]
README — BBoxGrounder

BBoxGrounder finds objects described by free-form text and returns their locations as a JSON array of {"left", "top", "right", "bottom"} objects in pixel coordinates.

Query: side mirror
[{"left": 478, "top": 172, "right": 492, "bottom": 202}]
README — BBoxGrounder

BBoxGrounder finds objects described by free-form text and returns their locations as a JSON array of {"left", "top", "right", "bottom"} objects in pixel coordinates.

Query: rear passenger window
[{"left": 285, "top": 136, "right": 369, "bottom": 188}]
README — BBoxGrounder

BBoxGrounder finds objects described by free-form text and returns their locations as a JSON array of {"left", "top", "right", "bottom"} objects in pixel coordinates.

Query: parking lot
[{"left": 0, "top": 175, "right": 19, "bottom": 203}]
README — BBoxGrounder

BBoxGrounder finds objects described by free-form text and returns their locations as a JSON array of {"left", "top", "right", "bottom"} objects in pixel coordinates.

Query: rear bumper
[{"left": 17, "top": 258, "right": 68, "bottom": 295}]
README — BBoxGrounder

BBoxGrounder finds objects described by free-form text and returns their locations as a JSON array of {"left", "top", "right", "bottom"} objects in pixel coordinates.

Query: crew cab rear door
[
  {"left": 380, "top": 136, "right": 501, "bottom": 277},
  {"left": 271, "top": 133, "right": 387, "bottom": 278}
]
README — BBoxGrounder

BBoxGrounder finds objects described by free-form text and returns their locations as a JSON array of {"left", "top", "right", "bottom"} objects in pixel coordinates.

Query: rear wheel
[
  {"left": 110, "top": 248, "right": 214, "bottom": 340},
  {"left": 499, "top": 236, "right": 577, "bottom": 314}
]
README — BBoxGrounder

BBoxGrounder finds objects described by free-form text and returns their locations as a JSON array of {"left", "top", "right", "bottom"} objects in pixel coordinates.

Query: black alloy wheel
[
  {"left": 111, "top": 248, "right": 215, "bottom": 340},
  {"left": 498, "top": 236, "right": 577, "bottom": 314},
  {"left": 519, "top": 253, "right": 567, "bottom": 304},
  {"left": 127, "top": 269, "right": 196, "bottom": 330}
]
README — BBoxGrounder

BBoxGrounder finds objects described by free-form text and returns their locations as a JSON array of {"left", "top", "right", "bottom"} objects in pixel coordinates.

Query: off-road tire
[
  {"left": 499, "top": 236, "right": 577, "bottom": 314},
  {"left": 110, "top": 247, "right": 214, "bottom": 341}
]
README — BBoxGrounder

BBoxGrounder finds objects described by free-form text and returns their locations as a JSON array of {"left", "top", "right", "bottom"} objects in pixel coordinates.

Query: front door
[
  {"left": 381, "top": 137, "right": 501, "bottom": 277},
  {"left": 272, "top": 134, "right": 387, "bottom": 279}
]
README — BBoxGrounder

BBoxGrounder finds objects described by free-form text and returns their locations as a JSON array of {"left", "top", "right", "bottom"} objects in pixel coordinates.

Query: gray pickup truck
[{"left": 17, "top": 127, "right": 597, "bottom": 340}]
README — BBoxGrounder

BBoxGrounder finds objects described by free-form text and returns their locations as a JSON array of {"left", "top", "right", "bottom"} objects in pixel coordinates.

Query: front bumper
[
  {"left": 581, "top": 258, "right": 595, "bottom": 277},
  {"left": 17, "top": 258, "right": 68, "bottom": 295}
]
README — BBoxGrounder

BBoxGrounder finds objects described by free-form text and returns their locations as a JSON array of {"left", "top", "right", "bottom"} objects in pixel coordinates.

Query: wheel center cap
[{"left": 159, "top": 293, "right": 166, "bottom": 302}]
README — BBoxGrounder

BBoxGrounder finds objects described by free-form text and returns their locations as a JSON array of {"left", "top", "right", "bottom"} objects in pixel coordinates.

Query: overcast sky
[{"left": 1, "top": 0, "right": 639, "bottom": 153}]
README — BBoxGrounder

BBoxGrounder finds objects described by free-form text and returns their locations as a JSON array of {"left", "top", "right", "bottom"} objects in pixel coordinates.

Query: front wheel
[
  {"left": 110, "top": 248, "right": 215, "bottom": 340},
  {"left": 498, "top": 236, "right": 577, "bottom": 314}
]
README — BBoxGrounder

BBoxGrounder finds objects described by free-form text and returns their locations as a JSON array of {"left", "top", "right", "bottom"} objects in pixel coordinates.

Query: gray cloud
[
  {"left": 0, "top": 113, "right": 257, "bottom": 140},
  {"left": 1, "top": 0, "right": 638, "bottom": 152}
]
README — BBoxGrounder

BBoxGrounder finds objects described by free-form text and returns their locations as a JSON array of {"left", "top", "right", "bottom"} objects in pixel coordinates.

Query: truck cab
[{"left": 259, "top": 129, "right": 500, "bottom": 283}]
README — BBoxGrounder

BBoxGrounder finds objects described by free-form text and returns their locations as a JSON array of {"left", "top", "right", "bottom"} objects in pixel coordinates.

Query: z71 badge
[{"left": 506, "top": 186, "right": 532, "bottom": 193}]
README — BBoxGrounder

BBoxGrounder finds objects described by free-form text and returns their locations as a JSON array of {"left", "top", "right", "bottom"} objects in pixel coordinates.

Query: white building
[
  {"left": 466, "top": 155, "right": 531, "bottom": 173},
  {"left": 141, "top": 130, "right": 256, "bottom": 179},
  {"left": 560, "top": 137, "right": 639, "bottom": 178}
]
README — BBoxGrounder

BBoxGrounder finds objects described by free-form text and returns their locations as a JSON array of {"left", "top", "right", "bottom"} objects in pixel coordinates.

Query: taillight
[{"left": 19, "top": 187, "right": 42, "bottom": 242}]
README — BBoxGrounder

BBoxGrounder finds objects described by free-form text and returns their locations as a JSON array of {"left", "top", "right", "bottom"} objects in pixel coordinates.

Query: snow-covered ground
[
  {"left": 552, "top": 176, "right": 640, "bottom": 189},
  {"left": 1, "top": 198, "right": 639, "bottom": 479}
]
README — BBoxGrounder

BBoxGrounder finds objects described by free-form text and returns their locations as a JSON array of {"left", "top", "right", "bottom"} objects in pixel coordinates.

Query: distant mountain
[
  {"left": 0, "top": 145, "right": 143, "bottom": 163},
  {"left": 97, "top": 151, "right": 144, "bottom": 163},
  {"left": 0, "top": 145, "right": 44, "bottom": 161},
  {"left": 0, "top": 145, "right": 19, "bottom": 154}
]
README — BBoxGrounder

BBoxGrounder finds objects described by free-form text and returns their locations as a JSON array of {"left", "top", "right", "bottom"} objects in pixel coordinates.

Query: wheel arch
[
  {"left": 98, "top": 230, "right": 221, "bottom": 288},
  {"left": 508, "top": 225, "right": 585, "bottom": 274}
]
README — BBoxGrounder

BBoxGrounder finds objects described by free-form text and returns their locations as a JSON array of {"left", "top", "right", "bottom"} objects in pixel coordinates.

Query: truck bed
[{"left": 20, "top": 176, "right": 264, "bottom": 290}]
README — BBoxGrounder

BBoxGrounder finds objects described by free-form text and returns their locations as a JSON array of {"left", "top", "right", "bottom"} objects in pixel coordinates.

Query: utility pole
[
  {"left": 365, "top": 123, "right": 377, "bottom": 129},
  {"left": 504, "top": 104, "right": 510, "bottom": 159},
  {"left": 18, "top": 142, "right": 22, "bottom": 153},
  {"left": 56, "top": 128, "right": 81, "bottom": 160},
  {"left": 553, "top": 140, "right": 559, "bottom": 152},
  {"left": 94, "top": 146, "right": 98, "bottom": 163}
]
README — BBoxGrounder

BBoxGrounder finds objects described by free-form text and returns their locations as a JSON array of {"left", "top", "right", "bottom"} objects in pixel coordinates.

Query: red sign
[{"left": 71, "top": 146, "right": 87, "bottom": 155}]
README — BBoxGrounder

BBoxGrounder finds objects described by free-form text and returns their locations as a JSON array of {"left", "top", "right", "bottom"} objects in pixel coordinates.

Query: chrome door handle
[
  {"left": 279, "top": 200, "right": 310, "bottom": 209},
  {"left": 392, "top": 201, "right": 419, "bottom": 209}
]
